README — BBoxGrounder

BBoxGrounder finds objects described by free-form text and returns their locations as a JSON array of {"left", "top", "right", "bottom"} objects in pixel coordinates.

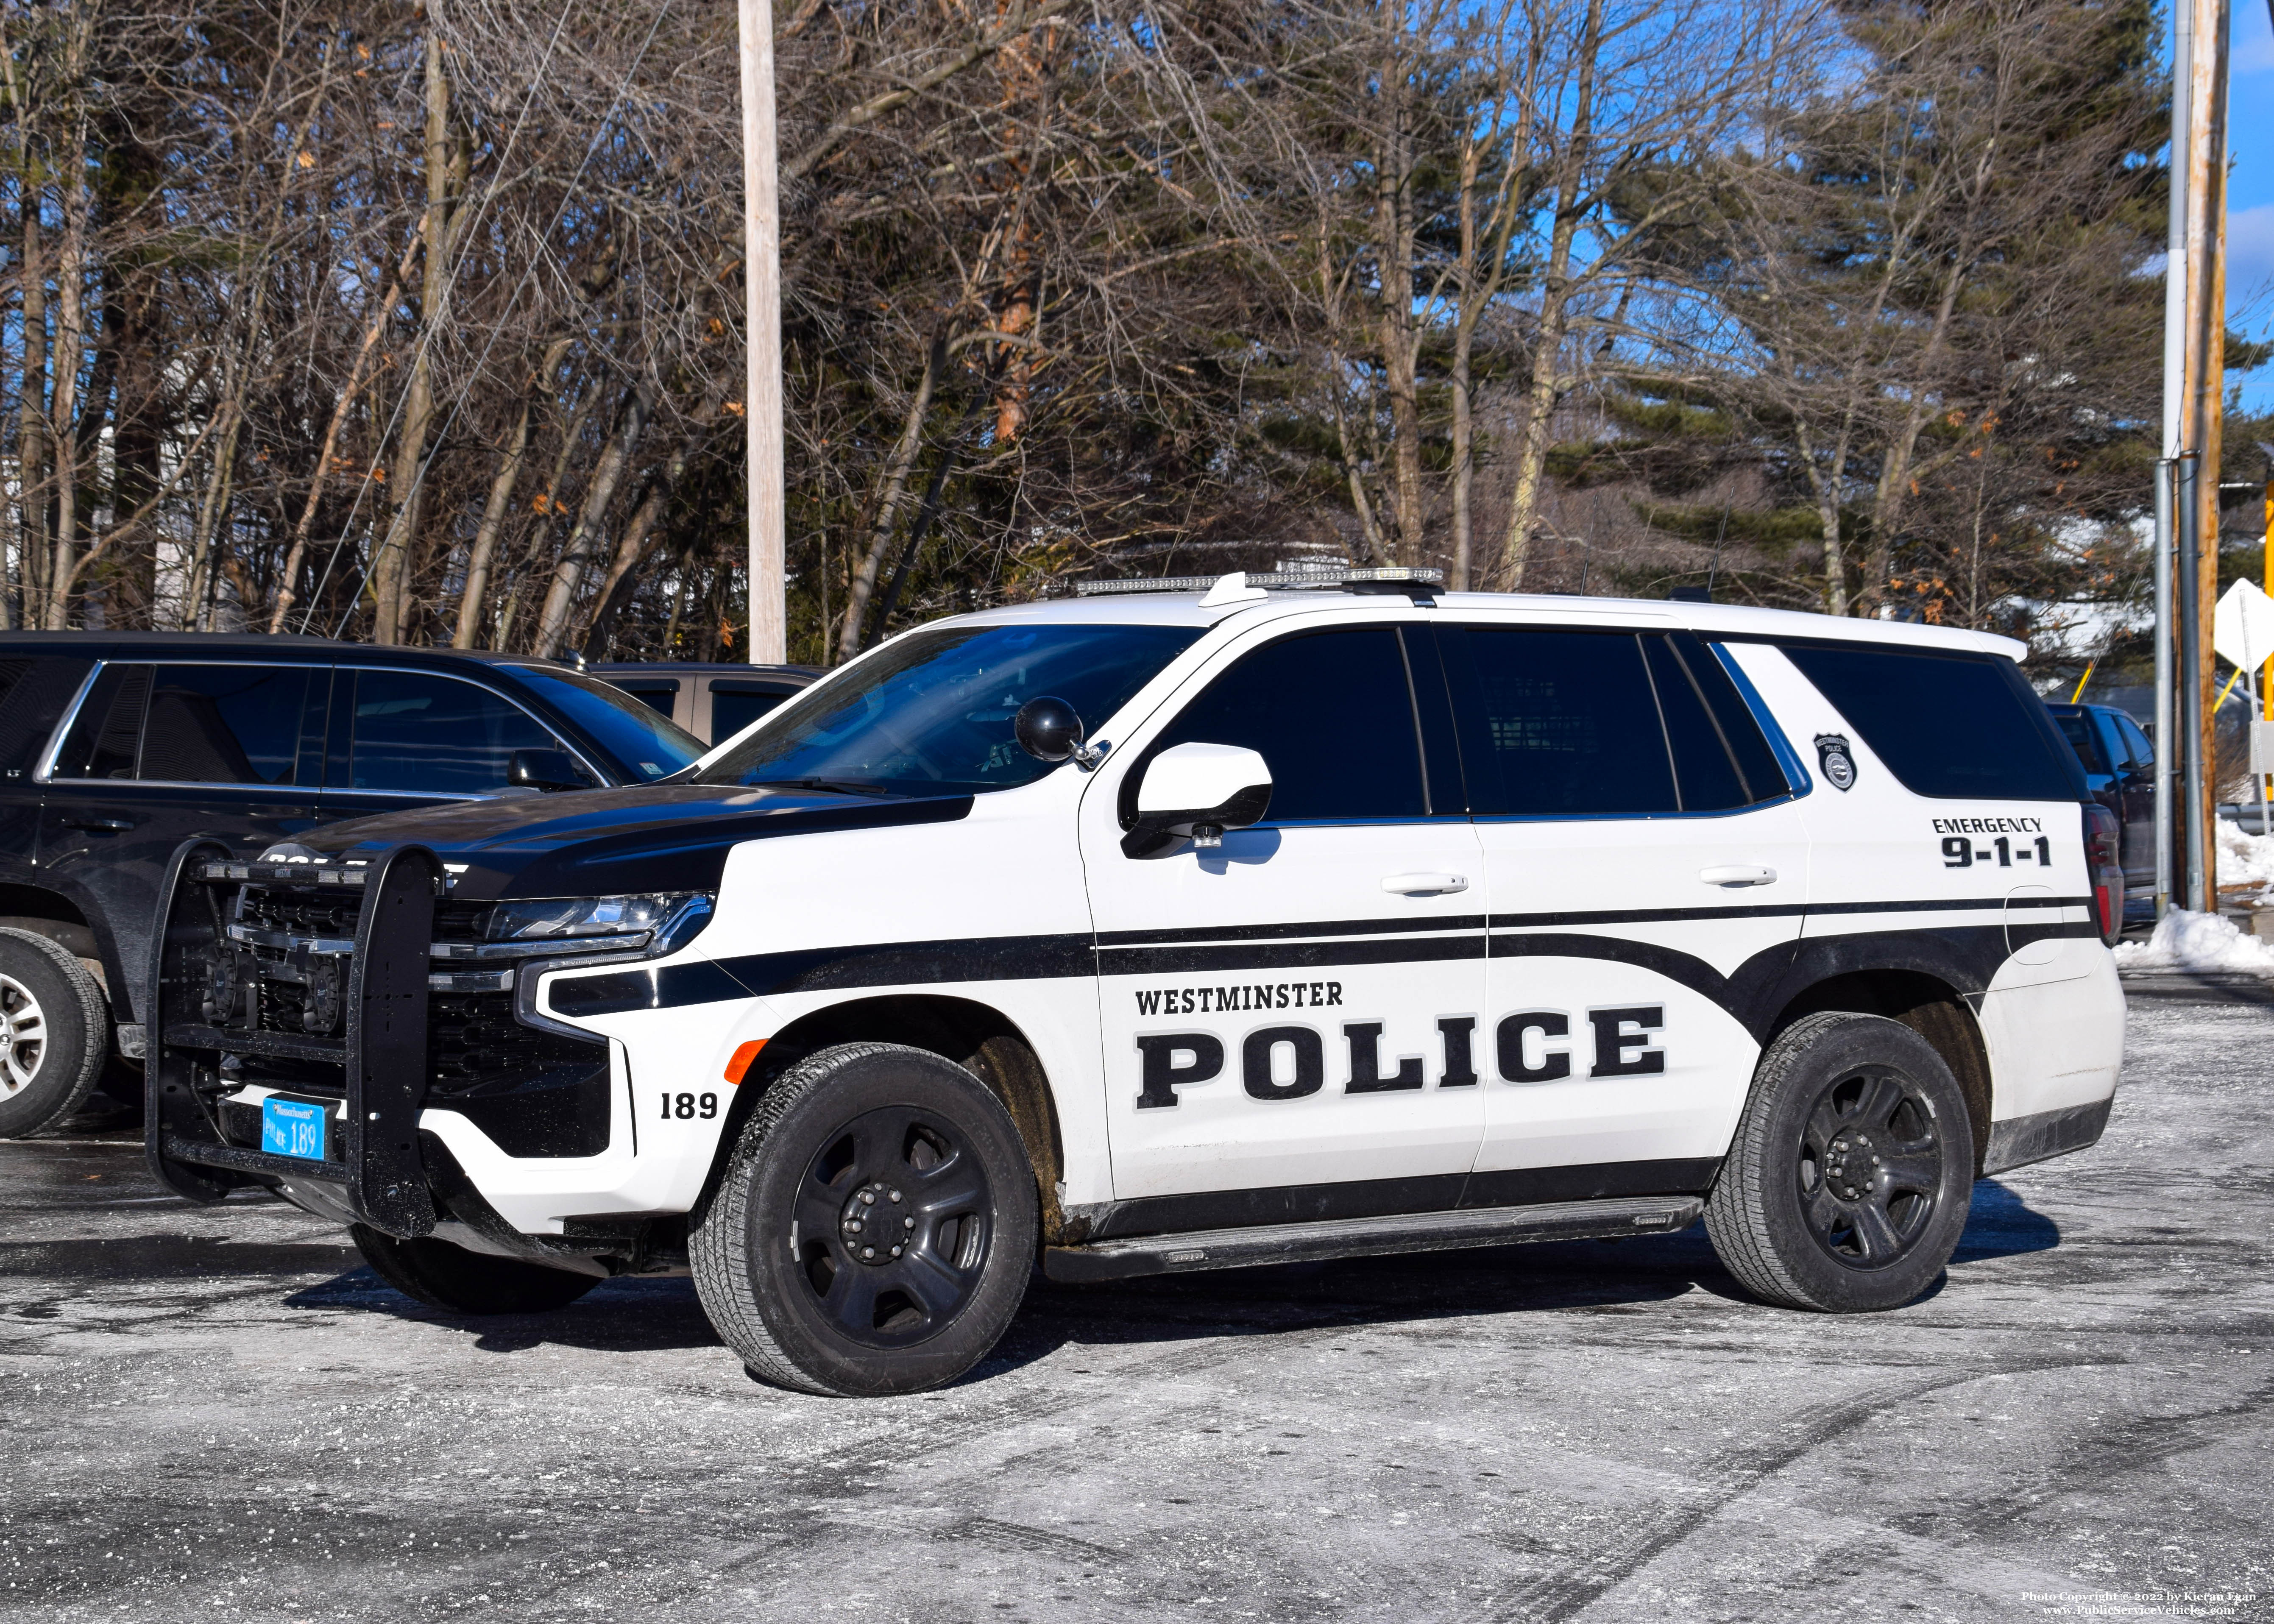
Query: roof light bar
[{"left": 1074, "top": 563, "right": 1446, "bottom": 598}]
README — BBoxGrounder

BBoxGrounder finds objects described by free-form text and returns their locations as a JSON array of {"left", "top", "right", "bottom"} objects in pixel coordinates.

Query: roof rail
[{"left": 1073, "top": 562, "right": 1445, "bottom": 599}]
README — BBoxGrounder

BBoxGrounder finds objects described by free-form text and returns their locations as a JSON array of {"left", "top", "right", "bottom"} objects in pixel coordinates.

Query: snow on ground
[
  {"left": 2113, "top": 908, "right": 2274, "bottom": 974},
  {"left": 2217, "top": 816, "right": 2274, "bottom": 892},
  {"left": 2110, "top": 822, "right": 2274, "bottom": 973}
]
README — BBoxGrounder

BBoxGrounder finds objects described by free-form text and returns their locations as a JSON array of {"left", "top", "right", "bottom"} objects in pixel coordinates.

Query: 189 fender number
[{"left": 660, "top": 1092, "right": 720, "bottom": 1120}]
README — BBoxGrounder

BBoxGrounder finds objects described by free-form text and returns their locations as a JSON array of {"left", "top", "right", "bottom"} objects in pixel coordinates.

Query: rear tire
[
  {"left": 691, "top": 1042, "right": 1038, "bottom": 1397},
  {"left": 1705, "top": 1011, "right": 1975, "bottom": 1313},
  {"left": 350, "top": 1224, "right": 601, "bottom": 1314},
  {"left": 0, "top": 928, "right": 108, "bottom": 1139}
]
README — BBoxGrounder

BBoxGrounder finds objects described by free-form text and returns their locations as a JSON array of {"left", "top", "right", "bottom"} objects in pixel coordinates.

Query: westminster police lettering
[
  {"left": 1130, "top": 1005, "right": 1666, "bottom": 1109},
  {"left": 1134, "top": 982, "right": 1345, "bottom": 1015}
]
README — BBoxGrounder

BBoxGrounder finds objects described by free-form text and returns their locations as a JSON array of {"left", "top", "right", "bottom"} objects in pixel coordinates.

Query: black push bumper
[{"left": 145, "top": 840, "right": 445, "bottom": 1237}]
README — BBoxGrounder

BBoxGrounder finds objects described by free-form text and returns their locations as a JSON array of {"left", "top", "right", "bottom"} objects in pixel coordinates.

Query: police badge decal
[{"left": 1815, "top": 733, "right": 1858, "bottom": 791}]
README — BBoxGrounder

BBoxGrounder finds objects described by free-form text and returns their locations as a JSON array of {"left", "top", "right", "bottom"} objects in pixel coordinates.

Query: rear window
[
  {"left": 2050, "top": 707, "right": 2107, "bottom": 775},
  {"left": 1781, "top": 643, "right": 2082, "bottom": 801}
]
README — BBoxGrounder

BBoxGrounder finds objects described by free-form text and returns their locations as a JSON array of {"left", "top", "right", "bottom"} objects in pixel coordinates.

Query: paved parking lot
[{"left": 2, "top": 985, "right": 2268, "bottom": 1624}]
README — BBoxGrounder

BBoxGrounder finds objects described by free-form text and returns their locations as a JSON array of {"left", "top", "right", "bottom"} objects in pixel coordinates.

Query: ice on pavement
[{"left": 2113, "top": 908, "right": 2274, "bottom": 975}]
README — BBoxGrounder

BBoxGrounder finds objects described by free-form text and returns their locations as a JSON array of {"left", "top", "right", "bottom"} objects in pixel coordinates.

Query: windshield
[
  {"left": 508, "top": 667, "right": 705, "bottom": 782},
  {"left": 697, "top": 622, "right": 1203, "bottom": 795}
]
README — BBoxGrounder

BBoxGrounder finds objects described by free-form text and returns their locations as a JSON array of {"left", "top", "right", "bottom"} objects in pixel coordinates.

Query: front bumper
[{"left": 145, "top": 840, "right": 619, "bottom": 1246}]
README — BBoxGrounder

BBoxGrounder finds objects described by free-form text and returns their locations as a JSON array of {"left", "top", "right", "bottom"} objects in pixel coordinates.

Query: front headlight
[
  {"left": 432, "top": 893, "right": 713, "bottom": 960},
  {"left": 486, "top": 894, "right": 691, "bottom": 941}
]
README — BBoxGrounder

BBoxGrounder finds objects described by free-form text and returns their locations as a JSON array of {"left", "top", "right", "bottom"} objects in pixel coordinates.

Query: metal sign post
[
  {"left": 2154, "top": 458, "right": 2178, "bottom": 918},
  {"left": 2179, "top": 453, "right": 2209, "bottom": 911}
]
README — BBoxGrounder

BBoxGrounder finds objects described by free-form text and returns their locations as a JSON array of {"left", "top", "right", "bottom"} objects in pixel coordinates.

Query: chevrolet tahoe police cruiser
[{"left": 144, "top": 566, "right": 2126, "bottom": 1397}]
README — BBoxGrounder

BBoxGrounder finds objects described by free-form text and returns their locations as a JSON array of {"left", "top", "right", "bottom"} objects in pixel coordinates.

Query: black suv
[
  {"left": 0, "top": 633, "right": 703, "bottom": 1136},
  {"left": 2045, "top": 701, "right": 2155, "bottom": 916}
]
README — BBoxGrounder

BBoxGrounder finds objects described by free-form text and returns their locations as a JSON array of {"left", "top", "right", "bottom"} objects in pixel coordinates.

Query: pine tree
[{"left": 1609, "top": 0, "right": 2174, "bottom": 631}]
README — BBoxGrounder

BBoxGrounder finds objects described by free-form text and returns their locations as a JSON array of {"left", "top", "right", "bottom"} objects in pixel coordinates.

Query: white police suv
[{"left": 147, "top": 567, "right": 2126, "bottom": 1396}]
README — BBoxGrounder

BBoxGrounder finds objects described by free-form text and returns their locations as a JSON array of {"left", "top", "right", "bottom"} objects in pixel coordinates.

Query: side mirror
[
  {"left": 1014, "top": 696, "right": 1101, "bottom": 769},
  {"left": 507, "top": 748, "right": 592, "bottom": 793},
  {"left": 1123, "top": 743, "right": 1273, "bottom": 858}
]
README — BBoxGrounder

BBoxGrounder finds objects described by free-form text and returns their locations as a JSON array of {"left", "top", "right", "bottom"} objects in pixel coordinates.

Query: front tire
[
  {"left": 0, "top": 928, "right": 108, "bottom": 1139},
  {"left": 1705, "top": 1011, "right": 1975, "bottom": 1312},
  {"left": 691, "top": 1042, "right": 1038, "bottom": 1397},
  {"left": 350, "top": 1225, "right": 601, "bottom": 1314}
]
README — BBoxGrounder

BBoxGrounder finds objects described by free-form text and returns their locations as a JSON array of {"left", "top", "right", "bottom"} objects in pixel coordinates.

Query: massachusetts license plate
[{"left": 261, "top": 1097, "right": 328, "bottom": 1161}]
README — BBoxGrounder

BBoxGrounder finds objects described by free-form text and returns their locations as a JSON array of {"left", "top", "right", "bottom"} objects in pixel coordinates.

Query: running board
[{"left": 1041, "top": 1195, "right": 1704, "bottom": 1283}]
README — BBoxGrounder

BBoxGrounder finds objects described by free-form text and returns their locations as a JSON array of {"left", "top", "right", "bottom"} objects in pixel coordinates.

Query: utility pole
[
  {"left": 740, "top": 0, "right": 788, "bottom": 663},
  {"left": 2161, "top": 0, "right": 2230, "bottom": 916}
]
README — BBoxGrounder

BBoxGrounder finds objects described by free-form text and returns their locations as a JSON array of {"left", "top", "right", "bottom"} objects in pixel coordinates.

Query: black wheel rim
[
  {"left": 1795, "top": 1066, "right": 1946, "bottom": 1272},
  {"left": 788, "top": 1104, "right": 994, "bottom": 1348}
]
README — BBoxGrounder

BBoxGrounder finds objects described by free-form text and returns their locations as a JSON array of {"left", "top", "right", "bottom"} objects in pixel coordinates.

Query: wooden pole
[
  {"left": 740, "top": 0, "right": 787, "bottom": 663},
  {"left": 2176, "top": 0, "right": 2229, "bottom": 913}
]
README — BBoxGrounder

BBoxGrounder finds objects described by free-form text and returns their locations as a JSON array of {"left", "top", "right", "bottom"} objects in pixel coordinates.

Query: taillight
[{"left": 2082, "top": 802, "right": 2123, "bottom": 945}]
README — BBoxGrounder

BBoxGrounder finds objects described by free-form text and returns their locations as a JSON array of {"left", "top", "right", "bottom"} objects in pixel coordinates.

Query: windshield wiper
[{"left": 745, "top": 777, "right": 899, "bottom": 798}]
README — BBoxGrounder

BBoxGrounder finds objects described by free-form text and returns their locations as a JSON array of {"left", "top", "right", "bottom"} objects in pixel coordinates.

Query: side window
[
  {"left": 1781, "top": 643, "right": 2082, "bottom": 801},
  {"left": 1147, "top": 627, "right": 1426, "bottom": 822},
  {"left": 139, "top": 665, "right": 311, "bottom": 786},
  {"left": 1642, "top": 638, "right": 1746, "bottom": 810},
  {"left": 1691, "top": 640, "right": 1792, "bottom": 801},
  {"left": 613, "top": 680, "right": 680, "bottom": 719},
  {"left": 52, "top": 663, "right": 150, "bottom": 780},
  {"left": 1447, "top": 628, "right": 1678, "bottom": 817},
  {"left": 2116, "top": 713, "right": 2155, "bottom": 772},
  {"left": 708, "top": 681, "right": 793, "bottom": 743},
  {"left": 1641, "top": 636, "right": 1791, "bottom": 811},
  {"left": 344, "top": 670, "right": 581, "bottom": 796}
]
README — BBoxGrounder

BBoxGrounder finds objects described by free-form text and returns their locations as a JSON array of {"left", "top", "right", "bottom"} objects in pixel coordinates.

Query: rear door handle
[
  {"left": 1700, "top": 865, "right": 1776, "bottom": 888},
  {"left": 59, "top": 816, "right": 134, "bottom": 832},
  {"left": 1382, "top": 872, "right": 1469, "bottom": 895}
]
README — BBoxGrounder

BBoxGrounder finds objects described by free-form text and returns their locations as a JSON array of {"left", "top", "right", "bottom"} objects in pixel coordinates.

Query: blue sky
[{"left": 2229, "top": 0, "right": 2274, "bottom": 407}]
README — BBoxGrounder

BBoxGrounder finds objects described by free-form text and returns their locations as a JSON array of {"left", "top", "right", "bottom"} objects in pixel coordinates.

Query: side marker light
[{"left": 724, "top": 1040, "right": 767, "bottom": 1085}]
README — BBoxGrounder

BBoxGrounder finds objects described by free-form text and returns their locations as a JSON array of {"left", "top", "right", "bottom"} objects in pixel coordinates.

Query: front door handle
[
  {"left": 1700, "top": 865, "right": 1777, "bottom": 888},
  {"left": 59, "top": 816, "right": 134, "bottom": 833},
  {"left": 1382, "top": 872, "right": 1469, "bottom": 895}
]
